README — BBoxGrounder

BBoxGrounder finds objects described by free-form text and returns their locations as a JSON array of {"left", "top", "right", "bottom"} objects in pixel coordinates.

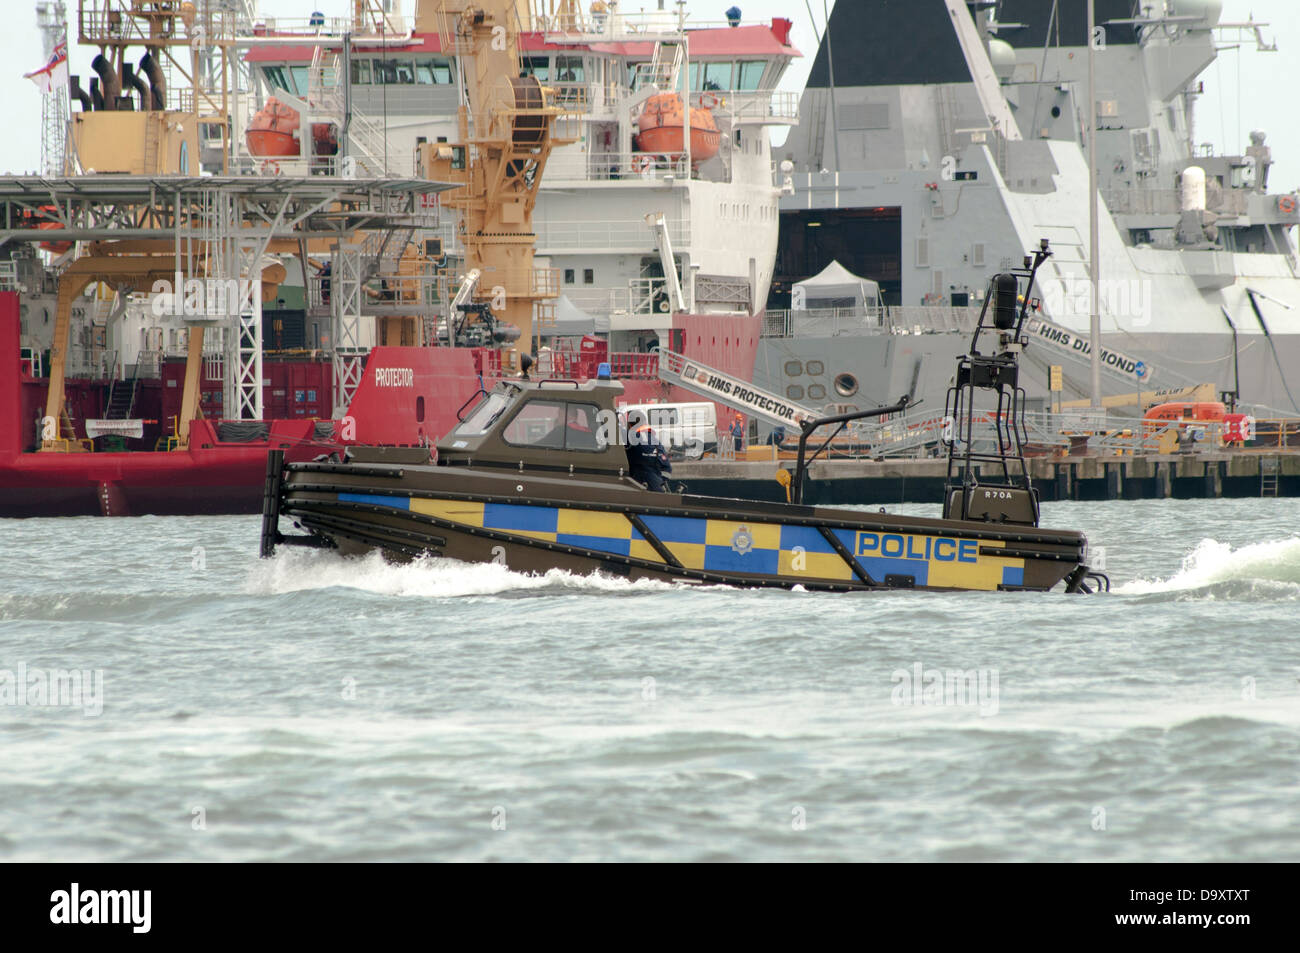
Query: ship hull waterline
[{"left": 264, "top": 457, "right": 1093, "bottom": 594}]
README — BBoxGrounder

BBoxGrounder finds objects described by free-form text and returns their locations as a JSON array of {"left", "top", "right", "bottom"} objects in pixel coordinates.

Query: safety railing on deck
[
  {"left": 1102, "top": 188, "right": 1252, "bottom": 217},
  {"left": 792, "top": 408, "right": 1300, "bottom": 460},
  {"left": 534, "top": 217, "right": 688, "bottom": 250},
  {"left": 544, "top": 150, "right": 692, "bottom": 182},
  {"left": 722, "top": 90, "right": 799, "bottom": 124}
]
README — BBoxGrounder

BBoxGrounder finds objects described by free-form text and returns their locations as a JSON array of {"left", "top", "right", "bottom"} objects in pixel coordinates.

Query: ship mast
[
  {"left": 1087, "top": 0, "right": 1102, "bottom": 412},
  {"left": 35, "top": 2, "right": 70, "bottom": 176}
]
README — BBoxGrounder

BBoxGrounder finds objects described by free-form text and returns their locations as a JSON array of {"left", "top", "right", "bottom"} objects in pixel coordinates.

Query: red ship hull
[{"left": 0, "top": 292, "right": 760, "bottom": 517}]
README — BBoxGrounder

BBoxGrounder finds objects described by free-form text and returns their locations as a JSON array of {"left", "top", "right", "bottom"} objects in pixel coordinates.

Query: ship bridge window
[
  {"left": 350, "top": 59, "right": 370, "bottom": 85},
  {"left": 290, "top": 66, "right": 310, "bottom": 95},
  {"left": 701, "top": 62, "right": 732, "bottom": 91},
  {"left": 416, "top": 59, "right": 455, "bottom": 84},
  {"left": 263, "top": 66, "right": 291, "bottom": 92},
  {"left": 503, "top": 400, "right": 605, "bottom": 451},
  {"left": 555, "top": 55, "right": 584, "bottom": 83},
  {"left": 521, "top": 56, "right": 550, "bottom": 81},
  {"left": 374, "top": 59, "right": 416, "bottom": 84},
  {"left": 737, "top": 61, "right": 765, "bottom": 90}
]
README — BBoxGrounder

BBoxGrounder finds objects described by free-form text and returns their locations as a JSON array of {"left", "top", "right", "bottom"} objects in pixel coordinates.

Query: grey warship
[{"left": 761, "top": 0, "right": 1300, "bottom": 428}]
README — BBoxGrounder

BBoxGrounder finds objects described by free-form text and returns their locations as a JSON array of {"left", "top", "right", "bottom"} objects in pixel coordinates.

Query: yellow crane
[{"left": 419, "top": 0, "right": 575, "bottom": 371}]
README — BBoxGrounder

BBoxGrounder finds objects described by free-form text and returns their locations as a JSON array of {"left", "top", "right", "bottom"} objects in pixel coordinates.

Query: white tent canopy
[
  {"left": 793, "top": 260, "right": 881, "bottom": 312},
  {"left": 547, "top": 294, "right": 611, "bottom": 336}
]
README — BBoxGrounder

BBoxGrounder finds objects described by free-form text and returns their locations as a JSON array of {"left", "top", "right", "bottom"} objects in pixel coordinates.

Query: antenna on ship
[
  {"left": 1086, "top": 0, "right": 1103, "bottom": 417},
  {"left": 34, "top": 1, "right": 69, "bottom": 177}
]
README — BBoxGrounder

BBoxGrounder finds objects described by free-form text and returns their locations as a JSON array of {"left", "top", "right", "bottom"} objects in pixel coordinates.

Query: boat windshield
[{"left": 454, "top": 391, "right": 513, "bottom": 436}]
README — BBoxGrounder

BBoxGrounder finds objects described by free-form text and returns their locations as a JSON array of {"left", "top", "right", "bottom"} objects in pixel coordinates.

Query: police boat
[{"left": 260, "top": 242, "right": 1109, "bottom": 594}]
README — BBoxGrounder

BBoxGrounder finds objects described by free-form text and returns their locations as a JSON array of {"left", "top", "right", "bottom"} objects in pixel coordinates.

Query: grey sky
[{"left": 1, "top": 0, "right": 1294, "bottom": 191}]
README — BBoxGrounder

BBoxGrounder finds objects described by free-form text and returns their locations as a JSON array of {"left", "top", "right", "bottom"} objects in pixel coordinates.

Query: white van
[{"left": 619, "top": 401, "right": 717, "bottom": 459}]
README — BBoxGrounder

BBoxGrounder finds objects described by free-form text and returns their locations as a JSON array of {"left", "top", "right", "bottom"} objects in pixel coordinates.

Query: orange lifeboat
[
  {"left": 22, "top": 205, "right": 73, "bottom": 255},
  {"left": 246, "top": 97, "right": 338, "bottom": 159},
  {"left": 635, "top": 92, "right": 721, "bottom": 164}
]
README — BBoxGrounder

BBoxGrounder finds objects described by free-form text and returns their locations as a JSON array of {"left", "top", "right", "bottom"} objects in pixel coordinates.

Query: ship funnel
[
  {"left": 123, "top": 62, "right": 149, "bottom": 112},
  {"left": 89, "top": 76, "right": 103, "bottom": 111},
  {"left": 69, "top": 75, "right": 92, "bottom": 112},
  {"left": 91, "top": 53, "right": 121, "bottom": 110},
  {"left": 1181, "top": 165, "right": 1207, "bottom": 212},
  {"left": 139, "top": 50, "right": 166, "bottom": 111}
]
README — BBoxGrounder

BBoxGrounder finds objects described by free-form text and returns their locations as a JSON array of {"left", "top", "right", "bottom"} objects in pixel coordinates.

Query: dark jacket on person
[{"left": 627, "top": 427, "right": 672, "bottom": 490}]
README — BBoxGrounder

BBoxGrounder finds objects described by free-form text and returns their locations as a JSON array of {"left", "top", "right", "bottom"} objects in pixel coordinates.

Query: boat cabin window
[
  {"left": 350, "top": 59, "right": 370, "bottom": 85},
  {"left": 502, "top": 400, "right": 606, "bottom": 452},
  {"left": 290, "top": 65, "right": 310, "bottom": 95},
  {"left": 456, "top": 391, "right": 513, "bottom": 436}
]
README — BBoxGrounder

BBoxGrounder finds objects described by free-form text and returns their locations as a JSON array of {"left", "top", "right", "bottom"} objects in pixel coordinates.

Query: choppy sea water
[{"left": 1, "top": 497, "right": 1298, "bottom": 862}]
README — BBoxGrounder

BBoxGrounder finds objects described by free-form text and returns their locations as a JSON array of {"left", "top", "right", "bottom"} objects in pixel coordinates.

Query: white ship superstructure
[{"left": 236, "top": 0, "right": 800, "bottom": 349}]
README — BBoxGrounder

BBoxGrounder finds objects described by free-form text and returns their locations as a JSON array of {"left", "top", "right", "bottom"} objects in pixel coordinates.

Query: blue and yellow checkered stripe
[{"left": 337, "top": 493, "right": 1026, "bottom": 590}]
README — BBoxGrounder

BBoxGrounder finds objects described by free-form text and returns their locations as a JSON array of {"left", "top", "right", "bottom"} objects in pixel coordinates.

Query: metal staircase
[
  {"left": 104, "top": 377, "right": 139, "bottom": 419},
  {"left": 309, "top": 49, "right": 399, "bottom": 176}
]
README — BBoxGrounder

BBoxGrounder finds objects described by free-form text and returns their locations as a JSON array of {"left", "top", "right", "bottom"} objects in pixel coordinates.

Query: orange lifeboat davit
[
  {"left": 246, "top": 97, "right": 339, "bottom": 159},
  {"left": 634, "top": 92, "right": 721, "bottom": 164}
]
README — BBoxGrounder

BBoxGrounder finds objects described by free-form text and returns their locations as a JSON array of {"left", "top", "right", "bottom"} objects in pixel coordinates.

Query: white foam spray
[
  {"left": 1117, "top": 535, "right": 1300, "bottom": 595},
  {"left": 247, "top": 547, "right": 680, "bottom": 598}
]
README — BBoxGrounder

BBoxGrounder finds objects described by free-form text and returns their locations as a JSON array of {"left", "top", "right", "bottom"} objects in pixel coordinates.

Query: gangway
[{"left": 654, "top": 346, "right": 819, "bottom": 430}]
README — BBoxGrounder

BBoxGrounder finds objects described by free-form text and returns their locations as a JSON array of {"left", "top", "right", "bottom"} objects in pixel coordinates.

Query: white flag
[{"left": 25, "top": 40, "right": 68, "bottom": 95}]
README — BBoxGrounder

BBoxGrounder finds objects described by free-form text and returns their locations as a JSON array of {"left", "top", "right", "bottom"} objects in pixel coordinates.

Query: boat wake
[
  {"left": 248, "top": 547, "right": 680, "bottom": 599},
  {"left": 1117, "top": 535, "right": 1300, "bottom": 600}
]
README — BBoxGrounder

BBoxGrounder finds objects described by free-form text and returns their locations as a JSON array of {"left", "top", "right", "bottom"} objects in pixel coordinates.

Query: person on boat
[
  {"left": 729, "top": 413, "right": 745, "bottom": 452},
  {"left": 766, "top": 425, "right": 786, "bottom": 447},
  {"left": 626, "top": 418, "right": 672, "bottom": 491}
]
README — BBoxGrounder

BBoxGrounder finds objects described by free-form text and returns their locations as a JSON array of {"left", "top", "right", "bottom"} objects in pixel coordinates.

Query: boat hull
[{"left": 266, "top": 455, "right": 1090, "bottom": 593}]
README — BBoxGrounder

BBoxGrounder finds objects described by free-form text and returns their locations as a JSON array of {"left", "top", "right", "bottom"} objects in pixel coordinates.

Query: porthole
[
  {"left": 806, "top": 360, "right": 825, "bottom": 376},
  {"left": 785, "top": 384, "right": 805, "bottom": 401},
  {"left": 807, "top": 384, "right": 826, "bottom": 401},
  {"left": 783, "top": 360, "right": 803, "bottom": 376},
  {"left": 834, "top": 373, "right": 859, "bottom": 397}
]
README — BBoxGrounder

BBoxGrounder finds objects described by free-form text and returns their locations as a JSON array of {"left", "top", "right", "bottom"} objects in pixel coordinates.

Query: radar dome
[{"left": 988, "top": 39, "right": 1016, "bottom": 80}]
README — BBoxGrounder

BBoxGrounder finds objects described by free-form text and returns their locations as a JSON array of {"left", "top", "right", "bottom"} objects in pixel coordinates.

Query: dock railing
[
  {"left": 782, "top": 410, "right": 1300, "bottom": 460},
  {"left": 763, "top": 305, "right": 981, "bottom": 338}
]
